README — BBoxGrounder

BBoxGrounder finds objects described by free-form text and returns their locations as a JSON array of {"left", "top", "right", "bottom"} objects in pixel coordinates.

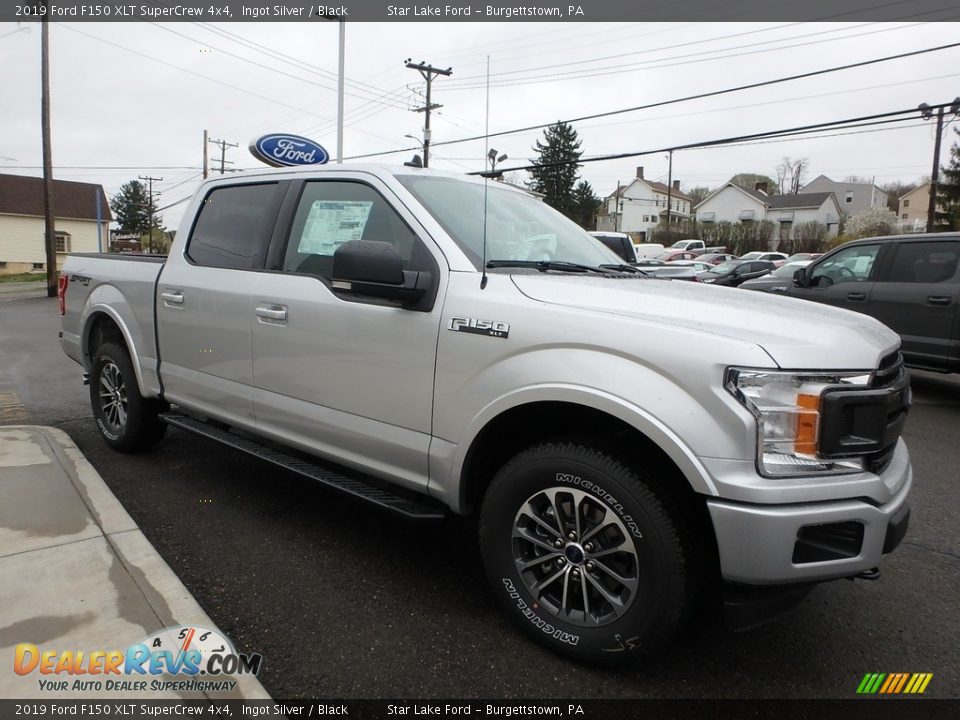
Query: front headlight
[{"left": 725, "top": 367, "right": 871, "bottom": 477}]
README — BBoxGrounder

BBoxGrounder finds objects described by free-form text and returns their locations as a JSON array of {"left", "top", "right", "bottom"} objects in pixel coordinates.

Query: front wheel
[
  {"left": 90, "top": 342, "right": 167, "bottom": 452},
  {"left": 479, "top": 442, "right": 697, "bottom": 663}
]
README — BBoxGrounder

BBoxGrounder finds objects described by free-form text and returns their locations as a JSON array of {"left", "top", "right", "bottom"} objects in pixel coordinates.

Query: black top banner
[
  {"left": 1, "top": 0, "right": 959, "bottom": 22},
  {"left": 1, "top": 700, "right": 958, "bottom": 720}
]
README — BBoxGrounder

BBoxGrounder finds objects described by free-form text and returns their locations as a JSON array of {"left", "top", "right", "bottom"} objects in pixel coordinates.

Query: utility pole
[
  {"left": 919, "top": 99, "right": 960, "bottom": 232},
  {"left": 203, "top": 129, "right": 209, "bottom": 179},
  {"left": 139, "top": 175, "right": 162, "bottom": 254},
  {"left": 926, "top": 106, "right": 945, "bottom": 234},
  {"left": 208, "top": 137, "right": 238, "bottom": 174},
  {"left": 41, "top": 2, "right": 57, "bottom": 298},
  {"left": 405, "top": 60, "right": 452, "bottom": 168},
  {"left": 665, "top": 150, "right": 674, "bottom": 230}
]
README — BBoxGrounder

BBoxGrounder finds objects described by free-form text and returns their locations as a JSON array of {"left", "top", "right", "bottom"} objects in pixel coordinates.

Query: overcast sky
[{"left": 2, "top": 20, "right": 959, "bottom": 229}]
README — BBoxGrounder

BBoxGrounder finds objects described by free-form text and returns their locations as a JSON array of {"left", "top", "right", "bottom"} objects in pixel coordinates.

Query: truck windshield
[{"left": 397, "top": 175, "right": 621, "bottom": 270}]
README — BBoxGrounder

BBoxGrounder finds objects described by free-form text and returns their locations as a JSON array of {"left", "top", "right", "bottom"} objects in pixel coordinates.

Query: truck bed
[{"left": 59, "top": 253, "right": 166, "bottom": 394}]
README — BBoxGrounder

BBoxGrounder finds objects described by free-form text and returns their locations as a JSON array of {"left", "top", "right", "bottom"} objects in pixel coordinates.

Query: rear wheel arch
[{"left": 83, "top": 310, "right": 148, "bottom": 396}]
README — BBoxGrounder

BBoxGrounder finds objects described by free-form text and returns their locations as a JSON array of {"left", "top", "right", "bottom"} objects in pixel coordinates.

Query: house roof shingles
[
  {"left": 0, "top": 173, "right": 112, "bottom": 222},
  {"left": 767, "top": 192, "right": 834, "bottom": 210}
]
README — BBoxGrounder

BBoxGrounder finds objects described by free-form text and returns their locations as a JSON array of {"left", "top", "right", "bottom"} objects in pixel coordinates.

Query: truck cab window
[
  {"left": 186, "top": 183, "right": 281, "bottom": 270},
  {"left": 283, "top": 181, "right": 430, "bottom": 281},
  {"left": 810, "top": 244, "right": 879, "bottom": 287},
  {"left": 885, "top": 242, "right": 960, "bottom": 284}
]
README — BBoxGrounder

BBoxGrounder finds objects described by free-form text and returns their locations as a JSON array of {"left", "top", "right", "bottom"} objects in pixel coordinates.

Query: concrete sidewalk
[{"left": 0, "top": 426, "right": 271, "bottom": 700}]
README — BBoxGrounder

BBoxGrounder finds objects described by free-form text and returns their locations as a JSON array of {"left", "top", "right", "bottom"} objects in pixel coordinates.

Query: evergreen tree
[
  {"left": 528, "top": 121, "right": 583, "bottom": 216},
  {"left": 935, "top": 128, "right": 960, "bottom": 231},
  {"left": 110, "top": 180, "right": 152, "bottom": 235},
  {"left": 571, "top": 180, "right": 600, "bottom": 229}
]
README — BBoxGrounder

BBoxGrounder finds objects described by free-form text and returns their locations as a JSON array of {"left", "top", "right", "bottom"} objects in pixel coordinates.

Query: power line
[
  {"left": 60, "top": 25, "right": 332, "bottom": 121},
  {"left": 443, "top": 21, "right": 943, "bottom": 91},
  {"left": 148, "top": 23, "right": 409, "bottom": 110},
  {"left": 469, "top": 104, "right": 956, "bottom": 176},
  {"left": 345, "top": 41, "right": 960, "bottom": 161}
]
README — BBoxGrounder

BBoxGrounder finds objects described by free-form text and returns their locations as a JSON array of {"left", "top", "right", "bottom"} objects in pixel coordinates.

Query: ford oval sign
[{"left": 249, "top": 133, "right": 329, "bottom": 167}]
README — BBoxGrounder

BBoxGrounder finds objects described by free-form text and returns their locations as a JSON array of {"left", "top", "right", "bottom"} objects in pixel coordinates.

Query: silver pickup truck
[{"left": 59, "top": 165, "right": 912, "bottom": 663}]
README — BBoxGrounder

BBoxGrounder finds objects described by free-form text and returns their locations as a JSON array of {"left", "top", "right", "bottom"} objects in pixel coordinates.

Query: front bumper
[{"left": 706, "top": 447, "right": 912, "bottom": 585}]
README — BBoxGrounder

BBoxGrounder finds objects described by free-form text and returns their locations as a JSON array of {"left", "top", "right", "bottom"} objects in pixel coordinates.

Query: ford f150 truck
[{"left": 59, "top": 165, "right": 912, "bottom": 663}]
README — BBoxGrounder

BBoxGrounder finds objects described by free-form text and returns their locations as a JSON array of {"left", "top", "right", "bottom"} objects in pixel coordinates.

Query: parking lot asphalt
[{"left": 2, "top": 295, "right": 958, "bottom": 699}]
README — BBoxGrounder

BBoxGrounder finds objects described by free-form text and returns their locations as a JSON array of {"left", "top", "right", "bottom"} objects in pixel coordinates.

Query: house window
[
  {"left": 904, "top": 200, "right": 910, "bottom": 208},
  {"left": 902, "top": 214, "right": 908, "bottom": 220},
  {"left": 0, "top": 262, "right": 6, "bottom": 268},
  {"left": 32, "top": 263, "right": 44, "bottom": 270},
  {"left": 55, "top": 231, "right": 71, "bottom": 253},
  {"left": 845, "top": 192, "right": 854, "bottom": 204}
]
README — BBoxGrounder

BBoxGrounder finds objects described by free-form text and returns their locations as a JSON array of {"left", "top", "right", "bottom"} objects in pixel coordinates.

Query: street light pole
[
  {"left": 41, "top": 3, "right": 57, "bottom": 298},
  {"left": 336, "top": 19, "right": 345, "bottom": 163}
]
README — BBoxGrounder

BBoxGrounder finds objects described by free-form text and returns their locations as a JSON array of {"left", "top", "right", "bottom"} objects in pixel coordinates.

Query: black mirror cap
[
  {"left": 793, "top": 268, "right": 806, "bottom": 287},
  {"left": 332, "top": 240, "right": 431, "bottom": 306},
  {"left": 333, "top": 240, "right": 404, "bottom": 285}
]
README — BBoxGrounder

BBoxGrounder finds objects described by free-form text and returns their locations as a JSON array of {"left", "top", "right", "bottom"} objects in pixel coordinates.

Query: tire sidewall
[{"left": 481, "top": 446, "right": 684, "bottom": 662}]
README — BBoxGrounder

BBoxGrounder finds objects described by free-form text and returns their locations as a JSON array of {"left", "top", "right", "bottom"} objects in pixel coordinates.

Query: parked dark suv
[{"left": 787, "top": 233, "right": 960, "bottom": 373}]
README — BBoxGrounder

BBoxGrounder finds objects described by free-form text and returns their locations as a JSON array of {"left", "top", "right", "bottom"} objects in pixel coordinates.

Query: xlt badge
[{"left": 448, "top": 317, "right": 510, "bottom": 339}]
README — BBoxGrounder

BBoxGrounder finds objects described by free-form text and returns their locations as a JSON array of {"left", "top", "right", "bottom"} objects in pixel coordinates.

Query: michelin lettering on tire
[
  {"left": 555, "top": 472, "right": 643, "bottom": 539},
  {"left": 501, "top": 578, "right": 580, "bottom": 646}
]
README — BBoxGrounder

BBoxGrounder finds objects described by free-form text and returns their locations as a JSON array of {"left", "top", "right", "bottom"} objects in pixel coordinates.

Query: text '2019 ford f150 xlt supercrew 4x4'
[{"left": 59, "top": 164, "right": 912, "bottom": 663}]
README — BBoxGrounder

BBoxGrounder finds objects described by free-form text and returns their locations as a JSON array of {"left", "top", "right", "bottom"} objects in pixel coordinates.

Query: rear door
[
  {"left": 156, "top": 181, "right": 285, "bottom": 426},
  {"left": 868, "top": 240, "right": 960, "bottom": 368},
  {"left": 789, "top": 242, "right": 884, "bottom": 314}
]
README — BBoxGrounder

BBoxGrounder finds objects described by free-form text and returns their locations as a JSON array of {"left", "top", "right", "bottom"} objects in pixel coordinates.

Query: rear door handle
[
  {"left": 847, "top": 292, "right": 866, "bottom": 301},
  {"left": 927, "top": 296, "right": 952, "bottom": 306},
  {"left": 160, "top": 290, "right": 184, "bottom": 306},
  {"left": 255, "top": 304, "right": 288, "bottom": 324}
]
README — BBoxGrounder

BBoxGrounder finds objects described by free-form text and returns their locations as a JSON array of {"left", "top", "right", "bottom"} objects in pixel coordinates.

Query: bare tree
[{"left": 775, "top": 157, "right": 809, "bottom": 194}]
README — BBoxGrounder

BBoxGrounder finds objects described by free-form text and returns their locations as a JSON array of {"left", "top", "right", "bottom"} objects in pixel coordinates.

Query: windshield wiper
[
  {"left": 486, "top": 260, "right": 613, "bottom": 274},
  {"left": 599, "top": 263, "right": 648, "bottom": 275}
]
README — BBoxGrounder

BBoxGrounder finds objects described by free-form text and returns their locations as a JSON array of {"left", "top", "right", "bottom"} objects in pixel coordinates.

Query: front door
[
  {"left": 250, "top": 176, "right": 445, "bottom": 493},
  {"left": 789, "top": 242, "right": 883, "bottom": 314}
]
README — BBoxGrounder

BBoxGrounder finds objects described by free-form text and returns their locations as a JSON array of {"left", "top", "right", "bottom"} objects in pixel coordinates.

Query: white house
[
  {"left": 799, "top": 175, "right": 887, "bottom": 218},
  {"left": 0, "top": 173, "right": 111, "bottom": 275},
  {"left": 694, "top": 182, "right": 841, "bottom": 241},
  {"left": 897, "top": 183, "right": 941, "bottom": 233},
  {"left": 596, "top": 167, "right": 693, "bottom": 239}
]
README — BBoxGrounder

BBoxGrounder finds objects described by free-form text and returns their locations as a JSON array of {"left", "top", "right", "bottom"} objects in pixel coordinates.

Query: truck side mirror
[
  {"left": 332, "top": 240, "right": 431, "bottom": 305},
  {"left": 793, "top": 268, "right": 807, "bottom": 288}
]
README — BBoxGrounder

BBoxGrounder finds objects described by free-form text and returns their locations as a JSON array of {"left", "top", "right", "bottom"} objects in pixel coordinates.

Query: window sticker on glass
[{"left": 298, "top": 200, "right": 373, "bottom": 255}]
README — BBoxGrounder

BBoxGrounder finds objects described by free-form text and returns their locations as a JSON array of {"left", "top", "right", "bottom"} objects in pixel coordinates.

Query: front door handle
[
  {"left": 847, "top": 292, "right": 866, "bottom": 301},
  {"left": 255, "top": 304, "right": 288, "bottom": 324},
  {"left": 160, "top": 290, "right": 184, "bottom": 306},
  {"left": 928, "top": 296, "right": 952, "bottom": 306}
]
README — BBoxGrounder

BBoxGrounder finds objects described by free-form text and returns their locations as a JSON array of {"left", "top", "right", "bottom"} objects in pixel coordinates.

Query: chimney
[
  {"left": 672, "top": 180, "right": 680, "bottom": 191},
  {"left": 636, "top": 166, "right": 644, "bottom": 179},
  {"left": 754, "top": 181, "right": 768, "bottom": 194}
]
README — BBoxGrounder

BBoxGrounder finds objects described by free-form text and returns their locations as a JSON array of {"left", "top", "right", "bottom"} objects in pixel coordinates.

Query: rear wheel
[
  {"left": 479, "top": 442, "right": 696, "bottom": 663},
  {"left": 90, "top": 342, "right": 167, "bottom": 452}
]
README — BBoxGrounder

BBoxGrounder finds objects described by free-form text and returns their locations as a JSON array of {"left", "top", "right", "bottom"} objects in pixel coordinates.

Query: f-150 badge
[{"left": 448, "top": 317, "right": 510, "bottom": 339}]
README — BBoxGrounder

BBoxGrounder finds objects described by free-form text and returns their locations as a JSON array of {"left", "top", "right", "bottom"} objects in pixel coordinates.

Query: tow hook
[{"left": 847, "top": 567, "right": 881, "bottom": 581}]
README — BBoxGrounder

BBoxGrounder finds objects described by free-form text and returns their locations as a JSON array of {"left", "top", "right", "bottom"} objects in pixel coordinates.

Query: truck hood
[{"left": 510, "top": 274, "right": 899, "bottom": 370}]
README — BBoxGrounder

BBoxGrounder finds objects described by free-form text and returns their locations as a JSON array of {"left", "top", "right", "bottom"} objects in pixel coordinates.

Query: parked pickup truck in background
[
  {"left": 668, "top": 239, "right": 727, "bottom": 256},
  {"left": 787, "top": 233, "right": 960, "bottom": 374},
  {"left": 60, "top": 165, "right": 913, "bottom": 663}
]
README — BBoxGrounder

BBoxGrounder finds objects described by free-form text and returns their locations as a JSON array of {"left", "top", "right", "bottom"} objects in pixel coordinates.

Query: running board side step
[{"left": 159, "top": 412, "right": 445, "bottom": 520}]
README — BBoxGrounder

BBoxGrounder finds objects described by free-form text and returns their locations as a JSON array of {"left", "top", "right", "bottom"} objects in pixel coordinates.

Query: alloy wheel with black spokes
[
  {"left": 98, "top": 361, "right": 128, "bottom": 435},
  {"left": 89, "top": 342, "right": 167, "bottom": 452},
  {"left": 512, "top": 487, "right": 640, "bottom": 627},
  {"left": 480, "top": 442, "right": 697, "bottom": 663}
]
